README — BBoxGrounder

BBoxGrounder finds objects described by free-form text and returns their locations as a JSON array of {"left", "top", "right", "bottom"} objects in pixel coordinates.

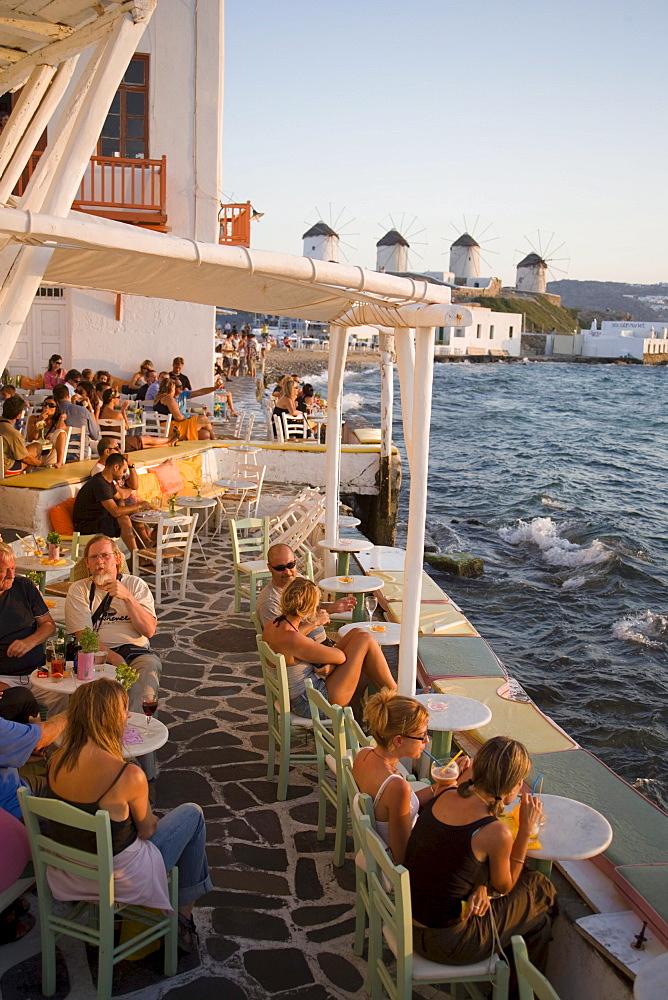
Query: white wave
[
  {"left": 341, "top": 392, "right": 363, "bottom": 412},
  {"left": 612, "top": 610, "right": 668, "bottom": 649},
  {"left": 541, "top": 496, "right": 568, "bottom": 510},
  {"left": 561, "top": 575, "right": 588, "bottom": 590},
  {"left": 499, "top": 516, "right": 612, "bottom": 569}
]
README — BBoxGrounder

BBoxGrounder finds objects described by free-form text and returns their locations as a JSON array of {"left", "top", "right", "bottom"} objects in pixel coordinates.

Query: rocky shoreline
[{"left": 262, "top": 347, "right": 379, "bottom": 383}]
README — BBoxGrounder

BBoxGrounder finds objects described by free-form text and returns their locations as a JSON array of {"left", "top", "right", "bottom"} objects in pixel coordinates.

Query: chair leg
[
  {"left": 353, "top": 872, "right": 367, "bottom": 956},
  {"left": 332, "top": 779, "right": 347, "bottom": 867},
  {"left": 96, "top": 941, "right": 114, "bottom": 1000},
  {"left": 41, "top": 919, "right": 57, "bottom": 996},
  {"left": 266, "top": 724, "right": 277, "bottom": 781},
  {"left": 493, "top": 959, "right": 510, "bottom": 1000},
  {"left": 249, "top": 573, "right": 257, "bottom": 612},
  {"left": 164, "top": 868, "right": 179, "bottom": 976},
  {"left": 234, "top": 567, "right": 241, "bottom": 612},
  {"left": 155, "top": 553, "right": 162, "bottom": 606},
  {"left": 316, "top": 773, "right": 327, "bottom": 843},
  {"left": 277, "top": 718, "right": 291, "bottom": 801}
]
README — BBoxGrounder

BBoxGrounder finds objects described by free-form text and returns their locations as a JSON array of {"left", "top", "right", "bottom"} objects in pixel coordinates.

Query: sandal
[
  {"left": 0, "top": 901, "right": 35, "bottom": 945},
  {"left": 177, "top": 913, "right": 198, "bottom": 954}
]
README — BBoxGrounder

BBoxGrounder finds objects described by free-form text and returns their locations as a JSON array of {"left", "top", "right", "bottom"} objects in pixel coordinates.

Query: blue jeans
[
  {"left": 149, "top": 803, "right": 212, "bottom": 906},
  {"left": 290, "top": 672, "right": 328, "bottom": 719}
]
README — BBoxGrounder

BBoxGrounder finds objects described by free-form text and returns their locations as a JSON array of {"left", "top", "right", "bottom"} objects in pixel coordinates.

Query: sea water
[{"left": 320, "top": 361, "right": 668, "bottom": 809}]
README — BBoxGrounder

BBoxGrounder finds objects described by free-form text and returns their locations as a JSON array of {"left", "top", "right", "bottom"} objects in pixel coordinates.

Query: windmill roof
[
  {"left": 376, "top": 229, "right": 409, "bottom": 248},
  {"left": 517, "top": 252, "right": 547, "bottom": 268},
  {"left": 451, "top": 233, "right": 479, "bottom": 248},
  {"left": 302, "top": 221, "right": 338, "bottom": 239}
]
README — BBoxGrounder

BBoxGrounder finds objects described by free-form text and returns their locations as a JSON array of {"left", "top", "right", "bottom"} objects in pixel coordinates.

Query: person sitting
[
  {"left": 0, "top": 385, "right": 16, "bottom": 401},
  {"left": 145, "top": 370, "right": 168, "bottom": 407},
  {"left": 80, "top": 368, "right": 94, "bottom": 382},
  {"left": 404, "top": 735, "right": 558, "bottom": 977},
  {"left": 152, "top": 378, "right": 216, "bottom": 441},
  {"left": 125, "top": 359, "right": 154, "bottom": 393},
  {"left": 90, "top": 439, "right": 152, "bottom": 547},
  {"left": 72, "top": 453, "right": 151, "bottom": 553},
  {"left": 0, "top": 708, "right": 66, "bottom": 819},
  {"left": 272, "top": 378, "right": 303, "bottom": 437},
  {"left": 0, "top": 396, "right": 58, "bottom": 473},
  {"left": 255, "top": 543, "right": 355, "bottom": 639},
  {"left": 262, "top": 577, "right": 396, "bottom": 718},
  {"left": 169, "top": 356, "right": 191, "bottom": 392},
  {"left": 52, "top": 383, "right": 100, "bottom": 451},
  {"left": 352, "top": 690, "right": 470, "bottom": 864},
  {"left": 25, "top": 396, "right": 68, "bottom": 468},
  {"left": 44, "top": 354, "right": 66, "bottom": 390},
  {"left": 45, "top": 678, "right": 211, "bottom": 950},
  {"left": 94, "top": 370, "right": 111, "bottom": 387},
  {"left": 0, "top": 541, "right": 56, "bottom": 692},
  {"left": 297, "top": 383, "right": 316, "bottom": 413},
  {"left": 75, "top": 380, "right": 101, "bottom": 420},
  {"left": 63, "top": 368, "right": 81, "bottom": 398},
  {"left": 98, "top": 387, "right": 179, "bottom": 449},
  {"left": 135, "top": 369, "right": 158, "bottom": 401}
]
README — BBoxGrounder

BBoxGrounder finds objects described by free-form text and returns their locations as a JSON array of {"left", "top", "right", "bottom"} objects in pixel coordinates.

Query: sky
[{"left": 222, "top": 1, "right": 668, "bottom": 285}]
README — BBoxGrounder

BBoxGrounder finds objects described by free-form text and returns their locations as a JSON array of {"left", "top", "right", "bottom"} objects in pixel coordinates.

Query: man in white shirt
[{"left": 63, "top": 368, "right": 82, "bottom": 398}]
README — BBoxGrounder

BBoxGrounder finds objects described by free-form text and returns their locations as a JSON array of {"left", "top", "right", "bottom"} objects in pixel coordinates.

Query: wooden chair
[
  {"left": 250, "top": 611, "right": 263, "bottom": 635},
  {"left": 361, "top": 814, "right": 510, "bottom": 1000},
  {"left": 304, "top": 679, "right": 349, "bottom": 867},
  {"left": 244, "top": 412, "right": 255, "bottom": 441},
  {"left": 228, "top": 516, "right": 270, "bottom": 612},
  {"left": 98, "top": 418, "right": 126, "bottom": 451},
  {"left": 132, "top": 514, "right": 196, "bottom": 605},
  {"left": 512, "top": 936, "right": 561, "bottom": 1000},
  {"left": 19, "top": 788, "right": 178, "bottom": 1000},
  {"left": 256, "top": 637, "right": 320, "bottom": 801},
  {"left": 281, "top": 412, "right": 309, "bottom": 440},
  {"left": 142, "top": 409, "right": 171, "bottom": 436},
  {"left": 65, "top": 424, "right": 87, "bottom": 461},
  {"left": 342, "top": 760, "right": 375, "bottom": 960},
  {"left": 272, "top": 414, "right": 285, "bottom": 441}
]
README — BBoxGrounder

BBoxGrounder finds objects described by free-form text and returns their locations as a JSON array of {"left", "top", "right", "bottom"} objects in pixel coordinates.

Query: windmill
[
  {"left": 375, "top": 213, "right": 427, "bottom": 273},
  {"left": 302, "top": 204, "right": 358, "bottom": 263},
  {"left": 515, "top": 230, "right": 569, "bottom": 293},
  {"left": 444, "top": 215, "right": 499, "bottom": 282}
]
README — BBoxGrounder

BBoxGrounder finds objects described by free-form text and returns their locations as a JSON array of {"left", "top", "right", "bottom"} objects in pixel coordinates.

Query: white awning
[{"left": 0, "top": 205, "right": 473, "bottom": 326}]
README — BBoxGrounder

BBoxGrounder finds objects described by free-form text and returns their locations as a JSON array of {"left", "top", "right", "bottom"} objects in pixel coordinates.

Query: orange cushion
[
  {"left": 153, "top": 458, "right": 184, "bottom": 497},
  {"left": 20, "top": 375, "right": 43, "bottom": 390},
  {"left": 135, "top": 470, "right": 162, "bottom": 505},
  {"left": 177, "top": 454, "right": 203, "bottom": 492},
  {"left": 49, "top": 497, "right": 75, "bottom": 535}
]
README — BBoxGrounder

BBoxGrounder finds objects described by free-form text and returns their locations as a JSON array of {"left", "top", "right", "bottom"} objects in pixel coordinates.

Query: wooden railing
[
  {"left": 14, "top": 153, "right": 168, "bottom": 229},
  {"left": 219, "top": 201, "right": 251, "bottom": 247}
]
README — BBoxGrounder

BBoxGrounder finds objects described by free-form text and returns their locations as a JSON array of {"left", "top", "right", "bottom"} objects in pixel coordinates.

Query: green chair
[
  {"left": 344, "top": 706, "right": 374, "bottom": 754},
  {"left": 361, "top": 814, "right": 510, "bottom": 1000},
  {"left": 305, "top": 678, "right": 349, "bottom": 867},
  {"left": 342, "top": 757, "right": 376, "bottom": 960},
  {"left": 250, "top": 611, "right": 263, "bottom": 635},
  {"left": 19, "top": 788, "right": 178, "bottom": 1000},
  {"left": 228, "top": 516, "right": 270, "bottom": 612},
  {"left": 512, "top": 936, "right": 560, "bottom": 1000},
  {"left": 256, "top": 637, "right": 321, "bottom": 800}
]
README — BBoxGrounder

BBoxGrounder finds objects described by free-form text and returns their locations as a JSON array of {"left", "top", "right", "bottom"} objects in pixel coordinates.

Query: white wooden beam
[
  {"left": 379, "top": 331, "right": 394, "bottom": 463},
  {"left": 0, "top": 45, "right": 25, "bottom": 63},
  {"left": 324, "top": 325, "right": 349, "bottom": 576},
  {"left": 0, "top": 62, "right": 55, "bottom": 175},
  {"left": 394, "top": 327, "right": 415, "bottom": 469},
  {"left": 0, "top": 15, "right": 74, "bottom": 40}
]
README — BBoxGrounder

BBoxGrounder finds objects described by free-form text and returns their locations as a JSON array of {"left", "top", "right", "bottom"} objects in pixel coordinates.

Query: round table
[
  {"left": 15, "top": 555, "right": 74, "bottom": 594},
  {"left": 319, "top": 536, "right": 374, "bottom": 575},
  {"left": 338, "top": 621, "right": 402, "bottom": 645},
  {"left": 317, "top": 513, "right": 361, "bottom": 528},
  {"left": 228, "top": 446, "right": 260, "bottom": 462},
  {"left": 214, "top": 478, "right": 259, "bottom": 518},
  {"left": 634, "top": 953, "right": 668, "bottom": 1000},
  {"left": 42, "top": 595, "right": 66, "bottom": 624},
  {"left": 507, "top": 793, "right": 613, "bottom": 862},
  {"left": 123, "top": 712, "right": 169, "bottom": 758},
  {"left": 175, "top": 495, "right": 218, "bottom": 558},
  {"left": 30, "top": 664, "right": 118, "bottom": 715},
  {"left": 319, "top": 574, "right": 385, "bottom": 623},
  {"left": 130, "top": 509, "right": 190, "bottom": 525},
  {"left": 413, "top": 692, "right": 493, "bottom": 759}
]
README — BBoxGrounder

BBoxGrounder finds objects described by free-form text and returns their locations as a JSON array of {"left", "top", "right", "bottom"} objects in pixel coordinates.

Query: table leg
[
  {"left": 36, "top": 571, "right": 46, "bottom": 594},
  {"left": 352, "top": 593, "right": 365, "bottom": 622},
  {"left": 336, "top": 552, "right": 351, "bottom": 575},
  {"left": 529, "top": 858, "right": 553, "bottom": 878},
  {"left": 430, "top": 730, "right": 453, "bottom": 760}
]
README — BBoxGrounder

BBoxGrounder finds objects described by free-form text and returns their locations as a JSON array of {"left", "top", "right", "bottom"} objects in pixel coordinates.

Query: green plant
[
  {"left": 115, "top": 662, "right": 140, "bottom": 691},
  {"left": 168, "top": 492, "right": 178, "bottom": 514},
  {"left": 25, "top": 570, "right": 42, "bottom": 587},
  {"left": 46, "top": 530, "right": 61, "bottom": 546},
  {"left": 79, "top": 627, "right": 100, "bottom": 654}
]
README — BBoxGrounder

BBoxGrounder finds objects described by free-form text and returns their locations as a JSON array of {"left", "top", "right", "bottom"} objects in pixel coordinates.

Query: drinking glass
[
  {"left": 430, "top": 758, "right": 459, "bottom": 785},
  {"left": 365, "top": 595, "right": 378, "bottom": 623},
  {"left": 141, "top": 697, "right": 159, "bottom": 726}
]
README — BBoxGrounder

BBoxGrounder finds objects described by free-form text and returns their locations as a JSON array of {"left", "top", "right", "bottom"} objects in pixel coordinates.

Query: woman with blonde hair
[
  {"left": 152, "top": 378, "right": 216, "bottom": 441},
  {"left": 352, "top": 690, "right": 470, "bottom": 864},
  {"left": 404, "top": 735, "right": 557, "bottom": 977},
  {"left": 126, "top": 359, "right": 154, "bottom": 392},
  {"left": 262, "top": 577, "right": 396, "bottom": 717},
  {"left": 45, "top": 678, "right": 212, "bottom": 950},
  {"left": 99, "top": 387, "right": 179, "bottom": 449}
]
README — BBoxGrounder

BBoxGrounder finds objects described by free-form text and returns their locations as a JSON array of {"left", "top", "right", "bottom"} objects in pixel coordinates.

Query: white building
[
  {"left": 516, "top": 252, "right": 547, "bottom": 294},
  {"left": 376, "top": 229, "right": 409, "bottom": 273},
  {"left": 302, "top": 221, "right": 339, "bottom": 263},
  {"left": 7, "top": 0, "right": 224, "bottom": 391},
  {"left": 435, "top": 305, "right": 523, "bottom": 357},
  {"left": 580, "top": 319, "right": 668, "bottom": 360},
  {"left": 448, "top": 233, "right": 495, "bottom": 289}
]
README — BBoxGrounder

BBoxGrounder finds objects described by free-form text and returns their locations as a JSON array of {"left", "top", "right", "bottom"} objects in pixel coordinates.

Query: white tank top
[{"left": 357, "top": 748, "right": 420, "bottom": 848}]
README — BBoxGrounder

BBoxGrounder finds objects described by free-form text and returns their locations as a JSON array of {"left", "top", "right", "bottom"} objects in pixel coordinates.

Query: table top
[
  {"left": 229, "top": 446, "right": 260, "bottom": 453},
  {"left": 319, "top": 575, "right": 385, "bottom": 594},
  {"left": 319, "top": 537, "right": 374, "bottom": 553},
  {"left": 130, "top": 510, "right": 190, "bottom": 524},
  {"left": 509, "top": 792, "right": 613, "bottom": 862},
  {"left": 16, "top": 556, "right": 74, "bottom": 573},
  {"left": 338, "top": 621, "right": 402, "bottom": 645},
  {"left": 214, "top": 478, "right": 259, "bottom": 490},
  {"left": 176, "top": 495, "right": 217, "bottom": 508},
  {"left": 31, "top": 664, "right": 117, "bottom": 695},
  {"left": 317, "top": 514, "right": 361, "bottom": 527},
  {"left": 123, "top": 712, "right": 168, "bottom": 758},
  {"left": 634, "top": 953, "right": 668, "bottom": 1000},
  {"left": 413, "top": 693, "right": 493, "bottom": 733},
  {"left": 42, "top": 595, "right": 66, "bottom": 622}
]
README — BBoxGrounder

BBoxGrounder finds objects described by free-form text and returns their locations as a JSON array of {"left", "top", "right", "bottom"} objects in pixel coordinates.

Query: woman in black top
[{"left": 404, "top": 736, "right": 557, "bottom": 975}]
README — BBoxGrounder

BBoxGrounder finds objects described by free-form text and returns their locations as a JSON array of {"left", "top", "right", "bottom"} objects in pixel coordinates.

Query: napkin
[
  {"left": 497, "top": 803, "right": 543, "bottom": 851},
  {"left": 39, "top": 557, "right": 68, "bottom": 566},
  {"left": 122, "top": 727, "right": 144, "bottom": 745}
]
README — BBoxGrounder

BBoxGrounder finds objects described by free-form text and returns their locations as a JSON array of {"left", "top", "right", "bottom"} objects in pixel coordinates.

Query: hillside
[
  {"left": 548, "top": 280, "right": 668, "bottom": 322},
  {"left": 469, "top": 295, "right": 579, "bottom": 333}
]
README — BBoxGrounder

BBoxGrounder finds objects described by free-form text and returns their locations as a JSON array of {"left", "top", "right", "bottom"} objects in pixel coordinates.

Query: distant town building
[
  {"left": 551, "top": 319, "right": 668, "bottom": 361},
  {"left": 435, "top": 306, "right": 523, "bottom": 358},
  {"left": 376, "top": 229, "right": 409, "bottom": 273},
  {"left": 302, "top": 221, "right": 339, "bottom": 263},
  {"left": 516, "top": 252, "right": 548, "bottom": 294}
]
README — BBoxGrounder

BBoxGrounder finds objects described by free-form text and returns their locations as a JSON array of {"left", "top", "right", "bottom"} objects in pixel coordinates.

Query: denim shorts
[{"left": 290, "top": 672, "right": 328, "bottom": 719}]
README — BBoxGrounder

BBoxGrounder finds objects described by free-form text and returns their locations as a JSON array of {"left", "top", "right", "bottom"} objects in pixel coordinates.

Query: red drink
[
  {"left": 50, "top": 658, "right": 64, "bottom": 678},
  {"left": 141, "top": 699, "right": 158, "bottom": 725}
]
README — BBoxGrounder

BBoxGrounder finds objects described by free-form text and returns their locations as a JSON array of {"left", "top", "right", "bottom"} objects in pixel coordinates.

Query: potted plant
[
  {"left": 46, "top": 530, "right": 61, "bottom": 560},
  {"left": 77, "top": 627, "right": 99, "bottom": 681},
  {"left": 168, "top": 493, "right": 179, "bottom": 515},
  {"left": 115, "top": 662, "right": 140, "bottom": 691}
]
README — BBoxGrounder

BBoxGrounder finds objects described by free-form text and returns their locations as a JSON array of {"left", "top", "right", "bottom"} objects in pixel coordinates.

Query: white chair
[
  {"left": 232, "top": 412, "right": 246, "bottom": 439},
  {"left": 132, "top": 514, "right": 196, "bottom": 605},
  {"left": 220, "top": 463, "right": 266, "bottom": 518},
  {"left": 98, "top": 418, "right": 126, "bottom": 451},
  {"left": 65, "top": 424, "right": 87, "bottom": 462},
  {"left": 244, "top": 412, "right": 255, "bottom": 441},
  {"left": 142, "top": 409, "right": 171, "bottom": 436},
  {"left": 272, "top": 414, "right": 285, "bottom": 442},
  {"left": 281, "top": 413, "right": 308, "bottom": 440}
]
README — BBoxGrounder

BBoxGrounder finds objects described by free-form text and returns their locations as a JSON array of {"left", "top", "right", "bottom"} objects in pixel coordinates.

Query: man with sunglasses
[
  {"left": 255, "top": 543, "right": 356, "bottom": 639},
  {"left": 53, "top": 384, "right": 100, "bottom": 446}
]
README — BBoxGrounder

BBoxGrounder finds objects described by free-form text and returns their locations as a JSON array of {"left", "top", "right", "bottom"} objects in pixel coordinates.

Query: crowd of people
[{"left": 215, "top": 324, "right": 265, "bottom": 379}]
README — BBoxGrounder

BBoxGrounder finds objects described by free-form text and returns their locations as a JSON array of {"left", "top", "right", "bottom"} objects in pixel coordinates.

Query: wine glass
[
  {"left": 365, "top": 594, "right": 378, "bottom": 623},
  {"left": 141, "top": 696, "right": 159, "bottom": 727}
]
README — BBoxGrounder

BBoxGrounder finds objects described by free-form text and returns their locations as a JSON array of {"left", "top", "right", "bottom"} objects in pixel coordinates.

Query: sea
[{"left": 308, "top": 360, "right": 668, "bottom": 810}]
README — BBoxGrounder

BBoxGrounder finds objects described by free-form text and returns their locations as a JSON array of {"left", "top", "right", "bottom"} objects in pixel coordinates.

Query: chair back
[
  {"left": 264, "top": 401, "right": 274, "bottom": 440},
  {"left": 250, "top": 611, "right": 263, "bottom": 635},
  {"left": 342, "top": 758, "right": 376, "bottom": 844},
  {"left": 272, "top": 414, "right": 285, "bottom": 442},
  {"left": 512, "top": 936, "right": 561, "bottom": 1000},
  {"left": 143, "top": 409, "right": 171, "bottom": 436},
  {"left": 244, "top": 412, "right": 255, "bottom": 441},
  {"left": 305, "top": 679, "right": 347, "bottom": 772},
  {"left": 66, "top": 425, "right": 87, "bottom": 461},
  {"left": 256, "top": 636, "right": 291, "bottom": 719},
  {"left": 343, "top": 706, "right": 374, "bottom": 754},
  {"left": 275, "top": 500, "right": 325, "bottom": 556},
  {"left": 18, "top": 787, "right": 115, "bottom": 909},
  {"left": 233, "top": 412, "right": 246, "bottom": 439},
  {"left": 98, "top": 418, "right": 126, "bottom": 451},
  {"left": 228, "top": 516, "right": 269, "bottom": 564},
  {"left": 281, "top": 413, "right": 308, "bottom": 440}
]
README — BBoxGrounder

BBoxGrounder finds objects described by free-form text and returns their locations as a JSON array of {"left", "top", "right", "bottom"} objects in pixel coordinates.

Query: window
[
  {"left": 476, "top": 324, "right": 481, "bottom": 339},
  {"left": 35, "top": 286, "right": 64, "bottom": 297},
  {"left": 454, "top": 328, "right": 465, "bottom": 338},
  {"left": 99, "top": 55, "right": 149, "bottom": 158},
  {"left": 489, "top": 325, "right": 495, "bottom": 340},
  {"left": 509, "top": 326, "right": 514, "bottom": 338}
]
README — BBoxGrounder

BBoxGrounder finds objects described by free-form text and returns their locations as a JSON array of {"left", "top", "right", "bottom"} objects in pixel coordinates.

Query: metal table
[{"left": 413, "top": 692, "right": 493, "bottom": 759}]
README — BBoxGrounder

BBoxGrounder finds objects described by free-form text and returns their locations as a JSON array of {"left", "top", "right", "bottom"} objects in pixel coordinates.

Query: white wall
[
  {"left": 449, "top": 244, "right": 480, "bottom": 279},
  {"left": 516, "top": 264, "right": 546, "bottom": 293},
  {"left": 599, "top": 320, "right": 668, "bottom": 337},
  {"left": 303, "top": 234, "right": 339, "bottom": 262},
  {"left": 581, "top": 333, "right": 668, "bottom": 360},
  {"left": 435, "top": 306, "right": 523, "bottom": 357},
  {"left": 376, "top": 243, "right": 408, "bottom": 273}
]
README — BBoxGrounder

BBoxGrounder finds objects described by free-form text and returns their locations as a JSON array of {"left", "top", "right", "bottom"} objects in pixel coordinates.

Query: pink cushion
[{"left": 152, "top": 458, "right": 184, "bottom": 496}]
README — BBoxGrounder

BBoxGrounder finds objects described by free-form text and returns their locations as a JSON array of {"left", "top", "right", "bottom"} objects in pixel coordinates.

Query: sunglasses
[
  {"left": 269, "top": 560, "right": 297, "bottom": 572},
  {"left": 402, "top": 733, "right": 429, "bottom": 743},
  {"left": 43, "top": 402, "right": 56, "bottom": 408}
]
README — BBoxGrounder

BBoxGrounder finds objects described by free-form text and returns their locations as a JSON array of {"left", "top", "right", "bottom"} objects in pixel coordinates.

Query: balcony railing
[
  {"left": 219, "top": 201, "right": 251, "bottom": 247},
  {"left": 15, "top": 153, "right": 168, "bottom": 230}
]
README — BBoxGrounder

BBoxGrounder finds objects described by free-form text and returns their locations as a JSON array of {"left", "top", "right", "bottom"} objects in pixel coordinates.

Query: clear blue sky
[{"left": 223, "top": 1, "right": 667, "bottom": 284}]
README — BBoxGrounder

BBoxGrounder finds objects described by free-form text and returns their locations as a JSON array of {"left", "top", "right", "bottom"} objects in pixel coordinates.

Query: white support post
[
  {"left": 0, "top": 9, "right": 154, "bottom": 374},
  {"left": 0, "top": 64, "right": 56, "bottom": 177},
  {"left": 323, "top": 324, "right": 349, "bottom": 577},
  {"left": 379, "top": 331, "right": 394, "bottom": 462},
  {"left": 394, "top": 327, "right": 416, "bottom": 469},
  {"left": 397, "top": 326, "right": 436, "bottom": 696}
]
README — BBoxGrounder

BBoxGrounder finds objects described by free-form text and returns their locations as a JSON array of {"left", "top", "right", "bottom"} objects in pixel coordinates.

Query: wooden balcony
[
  {"left": 219, "top": 201, "right": 252, "bottom": 247},
  {"left": 15, "top": 153, "right": 168, "bottom": 231}
]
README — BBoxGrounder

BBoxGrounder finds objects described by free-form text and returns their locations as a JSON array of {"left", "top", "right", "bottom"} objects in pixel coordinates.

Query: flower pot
[
  {"left": 77, "top": 651, "right": 95, "bottom": 681},
  {"left": 48, "top": 544, "right": 60, "bottom": 560}
]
